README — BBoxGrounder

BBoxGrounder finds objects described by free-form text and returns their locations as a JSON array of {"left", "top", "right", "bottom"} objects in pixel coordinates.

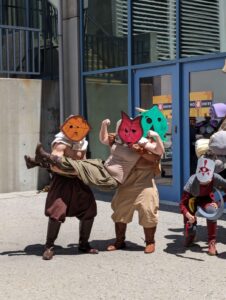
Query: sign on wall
[
  {"left": 152, "top": 91, "right": 213, "bottom": 118},
  {"left": 189, "top": 91, "right": 213, "bottom": 117},
  {"left": 153, "top": 95, "right": 172, "bottom": 118}
]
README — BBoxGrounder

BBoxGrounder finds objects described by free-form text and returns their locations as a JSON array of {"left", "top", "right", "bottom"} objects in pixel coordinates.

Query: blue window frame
[{"left": 80, "top": 0, "right": 226, "bottom": 202}]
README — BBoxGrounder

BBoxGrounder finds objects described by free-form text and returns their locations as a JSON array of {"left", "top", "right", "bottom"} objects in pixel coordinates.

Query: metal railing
[
  {"left": 84, "top": 33, "right": 157, "bottom": 76},
  {"left": 0, "top": 24, "right": 41, "bottom": 75},
  {"left": 84, "top": 34, "right": 127, "bottom": 72}
]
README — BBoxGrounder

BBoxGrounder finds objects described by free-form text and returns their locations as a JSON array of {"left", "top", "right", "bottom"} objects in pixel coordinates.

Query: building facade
[
  {"left": 2, "top": 0, "right": 226, "bottom": 201},
  {"left": 0, "top": 0, "right": 59, "bottom": 192},
  {"left": 78, "top": 0, "right": 226, "bottom": 202}
]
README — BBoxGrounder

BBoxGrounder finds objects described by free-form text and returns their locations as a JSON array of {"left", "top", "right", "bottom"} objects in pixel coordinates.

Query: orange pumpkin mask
[{"left": 60, "top": 115, "right": 91, "bottom": 142}]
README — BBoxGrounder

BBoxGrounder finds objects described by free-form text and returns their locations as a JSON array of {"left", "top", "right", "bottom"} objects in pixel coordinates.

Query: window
[{"left": 83, "top": 0, "right": 128, "bottom": 71}]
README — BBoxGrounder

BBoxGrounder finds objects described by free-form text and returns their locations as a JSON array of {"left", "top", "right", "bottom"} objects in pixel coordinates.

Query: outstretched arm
[{"left": 99, "top": 119, "right": 111, "bottom": 145}]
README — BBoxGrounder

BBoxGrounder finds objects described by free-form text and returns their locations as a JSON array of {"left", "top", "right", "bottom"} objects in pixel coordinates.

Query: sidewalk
[{"left": 0, "top": 191, "right": 226, "bottom": 300}]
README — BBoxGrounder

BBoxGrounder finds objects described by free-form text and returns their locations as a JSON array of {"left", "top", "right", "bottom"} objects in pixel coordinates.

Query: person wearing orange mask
[{"left": 25, "top": 115, "right": 98, "bottom": 260}]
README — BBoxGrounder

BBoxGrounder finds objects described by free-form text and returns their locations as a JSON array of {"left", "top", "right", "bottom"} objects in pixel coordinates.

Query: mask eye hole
[
  {"left": 125, "top": 128, "right": 128, "bottom": 133},
  {"left": 157, "top": 117, "right": 161, "bottom": 122},
  {"left": 69, "top": 125, "right": 73, "bottom": 128},
  {"left": 146, "top": 117, "right": 152, "bottom": 124},
  {"left": 132, "top": 129, "right": 136, "bottom": 133}
]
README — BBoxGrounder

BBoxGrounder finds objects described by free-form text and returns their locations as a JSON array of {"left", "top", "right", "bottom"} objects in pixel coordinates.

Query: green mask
[{"left": 141, "top": 106, "right": 168, "bottom": 141}]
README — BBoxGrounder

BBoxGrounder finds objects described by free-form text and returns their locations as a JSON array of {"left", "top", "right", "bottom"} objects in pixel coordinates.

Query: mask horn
[{"left": 135, "top": 107, "right": 148, "bottom": 113}]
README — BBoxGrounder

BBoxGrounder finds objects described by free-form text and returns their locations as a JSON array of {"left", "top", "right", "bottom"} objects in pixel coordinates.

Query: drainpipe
[{"left": 58, "top": 0, "right": 64, "bottom": 123}]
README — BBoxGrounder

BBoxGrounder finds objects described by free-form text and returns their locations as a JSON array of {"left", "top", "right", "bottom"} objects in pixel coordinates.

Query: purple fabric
[{"left": 209, "top": 103, "right": 226, "bottom": 119}]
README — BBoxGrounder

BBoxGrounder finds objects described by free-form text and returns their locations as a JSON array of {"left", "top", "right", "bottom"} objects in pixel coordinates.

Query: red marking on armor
[{"left": 198, "top": 159, "right": 210, "bottom": 176}]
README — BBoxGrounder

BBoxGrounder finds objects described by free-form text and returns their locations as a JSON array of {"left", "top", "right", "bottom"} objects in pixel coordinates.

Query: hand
[
  {"left": 138, "top": 137, "right": 149, "bottom": 147},
  {"left": 185, "top": 212, "right": 196, "bottom": 224},
  {"left": 147, "top": 130, "right": 159, "bottom": 138},
  {"left": 132, "top": 143, "right": 145, "bottom": 155},
  {"left": 108, "top": 133, "right": 116, "bottom": 146},
  {"left": 102, "top": 119, "right": 111, "bottom": 127}
]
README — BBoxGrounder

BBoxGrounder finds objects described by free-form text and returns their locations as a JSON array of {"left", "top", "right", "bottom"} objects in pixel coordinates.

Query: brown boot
[
  {"left": 24, "top": 155, "right": 51, "bottom": 169},
  {"left": 78, "top": 219, "right": 99, "bottom": 254},
  {"left": 184, "top": 222, "right": 196, "bottom": 247},
  {"left": 107, "top": 222, "right": 127, "bottom": 251},
  {"left": 35, "top": 143, "right": 62, "bottom": 167},
  {"left": 42, "top": 218, "right": 61, "bottom": 260},
  {"left": 184, "top": 234, "right": 196, "bottom": 247},
  {"left": 208, "top": 239, "right": 217, "bottom": 256},
  {"left": 207, "top": 220, "right": 217, "bottom": 256},
  {"left": 144, "top": 227, "right": 156, "bottom": 254},
  {"left": 24, "top": 155, "right": 40, "bottom": 169}
]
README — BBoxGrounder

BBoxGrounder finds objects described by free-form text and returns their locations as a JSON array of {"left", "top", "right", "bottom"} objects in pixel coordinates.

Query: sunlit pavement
[{"left": 0, "top": 191, "right": 226, "bottom": 300}]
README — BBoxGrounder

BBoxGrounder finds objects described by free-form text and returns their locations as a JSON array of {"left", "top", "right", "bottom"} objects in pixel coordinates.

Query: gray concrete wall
[{"left": 0, "top": 78, "right": 59, "bottom": 193}]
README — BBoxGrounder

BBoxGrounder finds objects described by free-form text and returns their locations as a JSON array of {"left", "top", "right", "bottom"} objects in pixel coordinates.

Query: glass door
[
  {"left": 134, "top": 65, "right": 180, "bottom": 201},
  {"left": 182, "top": 58, "right": 226, "bottom": 185}
]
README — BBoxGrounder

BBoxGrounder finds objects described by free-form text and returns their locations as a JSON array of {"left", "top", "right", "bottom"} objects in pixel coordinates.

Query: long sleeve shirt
[{"left": 180, "top": 173, "right": 226, "bottom": 216}]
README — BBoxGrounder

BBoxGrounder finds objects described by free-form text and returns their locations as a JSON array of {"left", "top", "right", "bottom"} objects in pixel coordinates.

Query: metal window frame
[{"left": 80, "top": 0, "right": 226, "bottom": 114}]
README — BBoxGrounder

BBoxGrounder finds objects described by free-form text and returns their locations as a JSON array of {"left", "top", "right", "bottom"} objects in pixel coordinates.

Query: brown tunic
[
  {"left": 45, "top": 174, "right": 97, "bottom": 222},
  {"left": 111, "top": 157, "right": 159, "bottom": 227}
]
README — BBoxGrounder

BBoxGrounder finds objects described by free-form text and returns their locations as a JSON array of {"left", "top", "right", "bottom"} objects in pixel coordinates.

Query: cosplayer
[
  {"left": 30, "top": 107, "right": 165, "bottom": 254},
  {"left": 195, "top": 103, "right": 226, "bottom": 174},
  {"left": 25, "top": 115, "right": 98, "bottom": 260},
  {"left": 103, "top": 107, "right": 165, "bottom": 254},
  {"left": 34, "top": 111, "right": 162, "bottom": 191},
  {"left": 180, "top": 156, "right": 226, "bottom": 256}
]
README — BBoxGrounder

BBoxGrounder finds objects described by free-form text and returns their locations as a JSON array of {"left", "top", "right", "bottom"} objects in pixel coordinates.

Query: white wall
[{"left": 0, "top": 78, "right": 59, "bottom": 193}]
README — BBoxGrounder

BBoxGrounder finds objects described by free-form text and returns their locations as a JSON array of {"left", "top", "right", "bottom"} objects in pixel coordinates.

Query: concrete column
[{"left": 62, "top": 0, "right": 80, "bottom": 117}]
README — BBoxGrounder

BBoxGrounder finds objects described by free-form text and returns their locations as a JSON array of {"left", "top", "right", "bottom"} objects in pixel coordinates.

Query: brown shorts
[{"left": 45, "top": 174, "right": 97, "bottom": 222}]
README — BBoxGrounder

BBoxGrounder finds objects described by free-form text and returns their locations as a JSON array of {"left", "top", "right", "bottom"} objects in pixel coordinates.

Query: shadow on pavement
[
  {"left": 0, "top": 239, "right": 145, "bottom": 257},
  {"left": 164, "top": 224, "right": 226, "bottom": 260},
  {"left": 92, "top": 239, "right": 144, "bottom": 252},
  {"left": 0, "top": 244, "right": 78, "bottom": 257},
  {"left": 160, "top": 202, "right": 226, "bottom": 259}
]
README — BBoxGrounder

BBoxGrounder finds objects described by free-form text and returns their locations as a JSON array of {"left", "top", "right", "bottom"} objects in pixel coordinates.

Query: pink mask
[{"left": 118, "top": 111, "right": 143, "bottom": 146}]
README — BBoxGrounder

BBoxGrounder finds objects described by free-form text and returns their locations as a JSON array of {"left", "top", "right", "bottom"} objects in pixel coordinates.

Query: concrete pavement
[{"left": 1, "top": 191, "right": 226, "bottom": 299}]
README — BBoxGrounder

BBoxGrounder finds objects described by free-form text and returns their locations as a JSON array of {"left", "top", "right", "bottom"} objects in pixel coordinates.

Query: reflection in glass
[
  {"left": 189, "top": 69, "right": 226, "bottom": 175},
  {"left": 85, "top": 71, "right": 128, "bottom": 159},
  {"left": 139, "top": 75, "right": 172, "bottom": 185},
  {"left": 132, "top": 0, "right": 176, "bottom": 64},
  {"left": 83, "top": 0, "right": 128, "bottom": 71},
  {"left": 181, "top": 0, "right": 226, "bottom": 57}
]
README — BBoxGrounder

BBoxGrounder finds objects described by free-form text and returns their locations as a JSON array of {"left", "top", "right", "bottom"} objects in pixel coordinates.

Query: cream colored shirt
[
  {"left": 104, "top": 143, "right": 140, "bottom": 184},
  {"left": 51, "top": 132, "right": 88, "bottom": 151}
]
